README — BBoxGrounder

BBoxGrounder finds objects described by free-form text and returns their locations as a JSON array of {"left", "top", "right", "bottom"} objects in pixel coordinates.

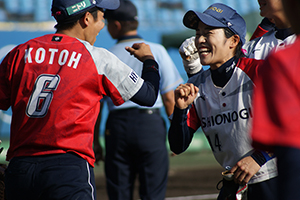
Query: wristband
[
  {"left": 251, "top": 150, "right": 275, "bottom": 167},
  {"left": 261, "top": 151, "right": 275, "bottom": 162}
]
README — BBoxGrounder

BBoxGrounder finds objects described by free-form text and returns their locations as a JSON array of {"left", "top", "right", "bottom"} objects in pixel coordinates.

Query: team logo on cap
[
  {"left": 207, "top": 6, "right": 223, "bottom": 13},
  {"left": 66, "top": 0, "right": 92, "bottom": 15}
]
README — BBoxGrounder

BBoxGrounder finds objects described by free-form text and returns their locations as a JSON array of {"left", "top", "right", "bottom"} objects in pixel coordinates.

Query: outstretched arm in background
[{"left": 126, "top": 43, "right": 160, "bottom": 107}]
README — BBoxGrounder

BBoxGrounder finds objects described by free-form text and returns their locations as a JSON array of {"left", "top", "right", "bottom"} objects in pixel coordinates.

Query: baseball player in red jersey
[
  {"left": 169, "top": 3, "right": 278, "bottom": 200},
  {"left": 251, "top": 0, "right": 300, "bottom": 199},
  {"left": 0, "top": 0, "right": 162, "bottom": 199}
]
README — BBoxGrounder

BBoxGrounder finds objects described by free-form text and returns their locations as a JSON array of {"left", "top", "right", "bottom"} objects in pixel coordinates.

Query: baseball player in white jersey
[
  {"left": 169, "top": 3, "right": 278, "bottom": 200},
  {"left": 243, "top": 0, "right": 296, "bottom": 59}
]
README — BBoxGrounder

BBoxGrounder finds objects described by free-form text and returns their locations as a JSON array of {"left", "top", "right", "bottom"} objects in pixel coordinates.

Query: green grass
[{"left": 169, "top": 150, "right": 219, "bottom": 170}]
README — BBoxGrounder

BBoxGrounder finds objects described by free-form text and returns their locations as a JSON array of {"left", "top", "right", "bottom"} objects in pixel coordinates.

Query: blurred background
[{"left": 0, "top": 0, "right": 263, "bottom": 163}]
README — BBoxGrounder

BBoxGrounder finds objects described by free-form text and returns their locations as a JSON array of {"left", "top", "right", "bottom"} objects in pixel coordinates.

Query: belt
[
  {"left": 111, "top": 108, "right": 160, "bottom": 115},
  {"left": 138, "top": 108, "right": 160, "bottom": 114}
]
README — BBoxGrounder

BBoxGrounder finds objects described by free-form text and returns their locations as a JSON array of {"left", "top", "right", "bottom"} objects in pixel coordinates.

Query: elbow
[
  {"left": 140, "top": 91, "right": 158, "bottom": 107},
  {"left": 170, "top": 146, "right": 183, "bottom": 155},
  {"left": 168, "top": 136, "right": 185, "bottom": 155},
  {"left": 144, "top": 97, "right": 157, "bottom": 107}
]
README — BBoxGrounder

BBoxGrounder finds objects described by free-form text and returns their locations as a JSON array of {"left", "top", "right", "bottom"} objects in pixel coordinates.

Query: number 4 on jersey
[
  {"left": 26, "top": 74, "right": 60, "bottom": 118},
  {"left": 206, "top": 134, "right": 222, "bottom": 152}
]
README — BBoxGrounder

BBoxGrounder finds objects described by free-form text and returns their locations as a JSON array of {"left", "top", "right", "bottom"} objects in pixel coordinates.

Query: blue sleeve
[
  {"left": 168, "top": 106, "right": 196, "bottom": 154},
  {"left": 130, "top": 59, "right": 160, "bottom": 106}
]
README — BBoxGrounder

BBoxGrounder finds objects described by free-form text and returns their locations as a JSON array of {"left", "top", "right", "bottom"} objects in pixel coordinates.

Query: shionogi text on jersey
[
  {"left": 201, "top": 107, "right": 252, "bottom": 128},
  {"left": 24, "top": 47, "right": 82, "bottom": 69}
]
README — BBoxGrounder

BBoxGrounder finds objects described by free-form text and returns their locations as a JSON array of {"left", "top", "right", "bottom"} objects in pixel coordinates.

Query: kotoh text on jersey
[{"left": 24, "top": 47, "right": 82, "bottom": 69}]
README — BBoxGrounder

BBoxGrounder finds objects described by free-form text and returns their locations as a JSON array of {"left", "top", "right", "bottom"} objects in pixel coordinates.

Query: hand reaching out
[{"left": 125, "top": 42, "right": 155, "bottom": 62}]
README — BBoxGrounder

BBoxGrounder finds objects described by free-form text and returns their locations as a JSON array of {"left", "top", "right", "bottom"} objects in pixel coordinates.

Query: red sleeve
[
  {"left": 0, "top": 53, "right": 11, "bottom": 110},
  {"left": 187, "top": 104, "right": 201, "bottom": 131},
  {"left": 0, "top": 45, "right": 22, "bottom": 110},
  {"left": 237, "top": 57, "right": 264, "bottom": 81},
  {"left": 250, "top": 25, "right": 269, "bottom": 41}
]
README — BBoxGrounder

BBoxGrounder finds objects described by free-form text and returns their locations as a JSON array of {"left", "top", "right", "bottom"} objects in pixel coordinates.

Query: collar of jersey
[
  {"left": 275, "top": 27, "right": 293, "bottom": 40},
  {"left": 117, "top": 35, "right": 143, "bottom": 43},
  {"left": 210, "top": 56, "right": 238, "bottom": 88}
]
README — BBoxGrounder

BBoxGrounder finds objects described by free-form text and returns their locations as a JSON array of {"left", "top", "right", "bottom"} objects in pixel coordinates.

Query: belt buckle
[{"left": 146, "top": 109, "right": 154, "bottom": 114}]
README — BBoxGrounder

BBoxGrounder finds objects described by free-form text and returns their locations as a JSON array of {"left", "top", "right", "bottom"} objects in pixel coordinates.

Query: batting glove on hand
[{"left": 179, "top": 36, "right": 202, "bottom": 75}]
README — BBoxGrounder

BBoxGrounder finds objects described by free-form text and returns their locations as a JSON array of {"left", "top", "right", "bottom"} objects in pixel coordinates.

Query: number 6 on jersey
[{"left": 26, "top": 74, "right": 60, "bottom": 118}]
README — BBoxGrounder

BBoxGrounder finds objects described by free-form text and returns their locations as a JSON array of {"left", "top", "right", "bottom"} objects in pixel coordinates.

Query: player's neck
[
  {"left": 273, "top": 14, "right": 291, "bottom": 29},
  {"left": 123, "top": 30, "right": 138, "bottom": 37},
  {"left": 56, "top": 29, "right": 83, "bottom": 40},
  {"left": 55, "top": 26, "right": 89, "bottom": 44}
]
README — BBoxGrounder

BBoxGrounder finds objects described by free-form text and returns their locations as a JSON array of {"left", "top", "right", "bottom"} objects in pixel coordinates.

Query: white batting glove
[{"left": 179, "top": 36, "right": 202, "bottom": 75}]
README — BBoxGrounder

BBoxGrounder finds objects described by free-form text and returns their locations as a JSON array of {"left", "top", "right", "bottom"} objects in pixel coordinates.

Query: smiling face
[{"left": 195, "top": 21, "right": 236, "bottom": 70}]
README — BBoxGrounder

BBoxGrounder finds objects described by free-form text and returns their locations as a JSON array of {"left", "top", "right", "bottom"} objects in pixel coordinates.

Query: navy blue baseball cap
[
  {"left": 183, "top": 3, "right": 246, "bottom": 45},
  {"left": 52, "top": 0, "right": 120, "bottom": 23},
  {"left": 104, "top": 0, "right": 138, "bottom": 21}
]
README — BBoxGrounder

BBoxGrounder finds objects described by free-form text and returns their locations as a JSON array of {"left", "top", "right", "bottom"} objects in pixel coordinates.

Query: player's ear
[
  {"left": 229, "top": 35, "right": 240, "bottom": 49},
  {"left": 79, "top": 12, "right": 92, "bottom": 27},
  {"left": 114, "top": 20, "right": 122, "bottom": 32}
]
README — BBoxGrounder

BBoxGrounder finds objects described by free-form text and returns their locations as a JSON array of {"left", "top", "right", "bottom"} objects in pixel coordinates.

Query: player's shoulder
[
  {"left": 236, "top": 57, "right": 263, "bottom": 78},
  {"left": 130, "top": 40, "right": 166, "bottom": 53},
  {"left": 79, "top": 39, "right": 111, "bottom": 54},
  {"left": 146, "top": 40, "right": 164, "bottom": 48},
  {"left": 187, "top": 69, "right": 210, "bottom": 86},
  {"left": 243, "top": 30, "right": 276, "bottom": 52},
  {"left": 238, "top": 57, "right": 263, "bottom": 65}
]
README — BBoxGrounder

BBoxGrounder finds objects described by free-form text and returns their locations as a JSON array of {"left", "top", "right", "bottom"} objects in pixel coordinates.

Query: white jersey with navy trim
[
  {"left": 187, "top": 58, "right": 277, "bottom": 184},
  {"left": 243, "top": 29, "right": 296, "bottom": 59}
]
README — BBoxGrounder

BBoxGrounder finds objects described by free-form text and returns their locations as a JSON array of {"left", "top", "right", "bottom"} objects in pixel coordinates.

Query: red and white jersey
[
  {"left": 0, "top": 34, "right": 144, "bottom": 166},
  {"left": 187, "top": 58, "right": 277, "bottom": 184},
  {"left": 243, "top": 29, "right": 296, "bottom": 59},
  {"left": 251, "top": 36, "right": 300, "bottom": 151}
]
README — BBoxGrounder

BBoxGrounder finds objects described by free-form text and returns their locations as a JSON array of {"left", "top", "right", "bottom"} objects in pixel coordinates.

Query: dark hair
[
  {"left": 55, "top": 7, "right": 99, "bottom": 31},
  {"left": 224, "top": 28, "right": 245, "bottom": 58},
  {"left": 119, "top": 20, "right": 138, "bottom": 33}
]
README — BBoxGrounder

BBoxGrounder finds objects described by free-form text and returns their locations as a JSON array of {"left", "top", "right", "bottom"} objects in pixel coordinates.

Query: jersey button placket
[{"left": 221, "top": 92, "right": 226, "bottom": 107}]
